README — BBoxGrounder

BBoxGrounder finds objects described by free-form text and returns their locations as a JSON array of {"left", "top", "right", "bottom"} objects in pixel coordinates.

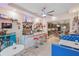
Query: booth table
[{"left": 0, "top": 44, "right": 24, "bottom": 56}]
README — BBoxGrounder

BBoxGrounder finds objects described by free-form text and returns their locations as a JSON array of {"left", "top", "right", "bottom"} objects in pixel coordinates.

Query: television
[{"left": 2, "top": 23, "right": 12, "bottom": 28}]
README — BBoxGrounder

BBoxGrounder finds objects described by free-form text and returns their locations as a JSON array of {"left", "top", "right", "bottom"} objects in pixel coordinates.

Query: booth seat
[
  {"left": 52, "top": 44, "right": 79, "bottom": 56},
  {"left": 60, "top": 34, "right": 79, "bottom": 41}
]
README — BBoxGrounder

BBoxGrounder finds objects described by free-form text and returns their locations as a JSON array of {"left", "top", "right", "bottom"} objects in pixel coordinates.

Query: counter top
[
  {"left": 0, "top": 44, "right": 24, "bottom": 56},
  {"left": 59, "top": 40, "right": 79, "bottom": 49},
  {"left": 0, "top": 33, "right": 16, "bottom": 37}
]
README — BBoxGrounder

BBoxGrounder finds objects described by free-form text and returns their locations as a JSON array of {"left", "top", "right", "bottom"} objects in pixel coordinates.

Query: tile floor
[{"left": 16, "top": 35, "right": 59, "bottom": 56}]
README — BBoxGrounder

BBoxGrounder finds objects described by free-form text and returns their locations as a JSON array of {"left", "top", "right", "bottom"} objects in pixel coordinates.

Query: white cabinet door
[{"left": 20, "top": 36, "right": 35, "bottom": 48}]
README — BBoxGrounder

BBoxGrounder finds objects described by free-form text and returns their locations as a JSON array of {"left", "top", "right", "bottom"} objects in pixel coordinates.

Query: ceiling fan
[{"left": 41, "top": 7, "right": 55, "bottom": 17}]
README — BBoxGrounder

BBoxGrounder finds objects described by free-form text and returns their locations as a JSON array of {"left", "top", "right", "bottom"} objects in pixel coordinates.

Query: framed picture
[{"left": 22, "top": 22, "right": 32, "bottom": 35}]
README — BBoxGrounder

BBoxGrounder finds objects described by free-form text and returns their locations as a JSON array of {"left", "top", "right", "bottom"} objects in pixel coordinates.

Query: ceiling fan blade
[
  {"left": 47, "top": 10, "right": 55, "bottom": 13},
  {"left": 47, "top": 14, "right": 53, "bottom": 16}
]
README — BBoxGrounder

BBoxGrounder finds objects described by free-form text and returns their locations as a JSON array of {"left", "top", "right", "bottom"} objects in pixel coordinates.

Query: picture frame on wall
[{"left": 22, "top": 22, "right": 32, "bottom": 35}]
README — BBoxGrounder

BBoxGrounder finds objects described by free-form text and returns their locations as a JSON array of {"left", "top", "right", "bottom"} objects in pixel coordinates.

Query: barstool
[{"left": 33, "top": 37, "right": 39, "bottom": 48}]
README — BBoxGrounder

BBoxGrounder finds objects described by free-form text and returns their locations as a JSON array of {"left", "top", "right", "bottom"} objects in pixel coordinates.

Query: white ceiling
[
  {"left": 8, "top": 3, "right": 79, "bottom": 23},
  {"left": 15, "top": 3, "right": 79, "bottom": 16}
]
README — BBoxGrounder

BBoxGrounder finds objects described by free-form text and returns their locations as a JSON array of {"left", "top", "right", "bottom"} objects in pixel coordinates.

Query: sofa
[
  {"left": 52, "top": 34, "right": 79, "bottom": 56},
  {"left": 59, "top": 34, "right": 79, "bottom": 41}
]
